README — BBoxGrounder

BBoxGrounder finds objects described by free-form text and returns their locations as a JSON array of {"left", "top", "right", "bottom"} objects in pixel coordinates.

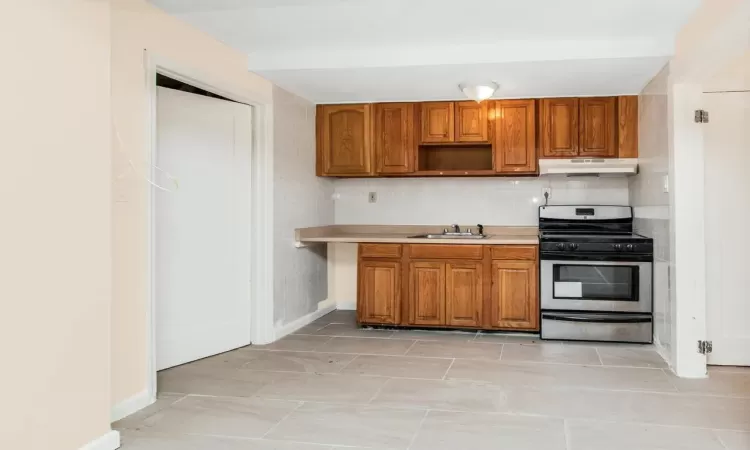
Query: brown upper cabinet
[
  {"left": 579, "top": 97, "right": 616, "bottom": 157},
  {"left": 540, "top": 97, "right": 579, "bottom": 157},
  {"left": 455, "top": 101, "right": 489, "bottom": 142},
  {"left": 317, "top": 104, "right": 373, "bottom": 176},
  {"left": 420, "top": 102, "right": 455, "bottom": 143},
  {"left": 493, "top": 99, "right": 537, "bottom": 174},
  {"left": 420, "top": 101, "right": 489, "bottom": 144},
  {"left": 541, "top": 96, "right": 625, "bottom": 158},
  {"left": 374, "top": 103, "right": 416, "bottom": 174},
  {"left": 617, "top": 96, "right": 639, "bottom": 158},
  {"left": 317, "top": 96, "right": 637, "bottom": 177}
]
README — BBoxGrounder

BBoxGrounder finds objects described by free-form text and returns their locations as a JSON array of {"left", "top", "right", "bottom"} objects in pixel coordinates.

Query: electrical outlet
[
  {"left": 368, "top": 192, "right": 377, "bottom": 203},
  {"left": 542, "top": 187, "right": 552, "bottom": 198}
]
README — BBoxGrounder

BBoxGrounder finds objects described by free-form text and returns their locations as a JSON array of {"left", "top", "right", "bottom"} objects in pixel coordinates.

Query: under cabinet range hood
[{"left": 539, "top": 158, "right": 638, "bottom": 176}]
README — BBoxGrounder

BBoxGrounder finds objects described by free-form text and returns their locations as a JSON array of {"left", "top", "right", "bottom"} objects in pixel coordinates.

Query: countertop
[{"left": 295, "top": 225, "right": 539, "bottom": 247}]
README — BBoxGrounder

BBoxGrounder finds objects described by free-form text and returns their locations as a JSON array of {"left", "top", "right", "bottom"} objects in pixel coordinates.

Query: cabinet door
[
  {"left": 409, "top": 262, "right": 445, "bottom": 326},
  {"left": 358, "top": 260, "right": 401, "bottom": 325},
  {"left": 420, "top": 102, "right": 455, "bottom": 143},
  {"left": 579, "top": 97, "right": 616, "bottom": 157},
  {"left": 455, "top": 101, "right": 489, "bottom": 142},
  {"left": 617, "top": 96, "right": 638, "bottom": 158},
  {"left": 540, "top": 98, "right": 579, "bottom": 157},
  {"left": 374, "top": 103, "right": 415, "bottom": 174},
  {"left": 317, "top": 104, "right": 372, "bottom": 176},
  {"left": 494, "top": 99, "right": 537, "bottom": 174},
  {"left": 445, "top": 263, "right": 483, "bottom": 327},
  {"left": 490, "top": 261, "right": 538, "bottom": 330}
]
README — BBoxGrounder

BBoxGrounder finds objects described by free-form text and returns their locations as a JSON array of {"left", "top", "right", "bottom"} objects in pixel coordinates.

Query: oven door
[{"left": 541, "top": 260, "right": 652, "bottom": 313}]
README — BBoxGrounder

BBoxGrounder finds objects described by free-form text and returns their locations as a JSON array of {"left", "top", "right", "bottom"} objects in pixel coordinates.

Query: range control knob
[
  {"left": 626, "top": 244, "right": 635, "bottom": 252},
  {"left": 556, "top": 243, "right": 566, "bottom": 250},
  {"left": 567, "top": 243, "right": 579, "bottom": 251},
  {"left": 613, "top": 244, "right": 623, "bottom": 251}
]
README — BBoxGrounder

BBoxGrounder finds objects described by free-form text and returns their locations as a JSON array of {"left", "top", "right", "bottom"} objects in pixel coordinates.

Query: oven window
[{"left": 553, "top": 264, "right": 638, "bottom": 301}]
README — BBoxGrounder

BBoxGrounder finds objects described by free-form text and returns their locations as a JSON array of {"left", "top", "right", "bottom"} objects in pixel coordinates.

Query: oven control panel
[{"left": 540, "top": 239, "right": 653, "bottom": 256}]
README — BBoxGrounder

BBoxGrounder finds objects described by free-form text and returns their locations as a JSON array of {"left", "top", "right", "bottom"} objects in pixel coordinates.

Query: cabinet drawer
[
  {"left": 409, "top": 244, "right": 483, "bottom": 260},
  {"left": 490, "top": 245, "right": 537, "bottom": 260},
  {"left": 359, "top": 243, "right": 403, "bottom": 258}
]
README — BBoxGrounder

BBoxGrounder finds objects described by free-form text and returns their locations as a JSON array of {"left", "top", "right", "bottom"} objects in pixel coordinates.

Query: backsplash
[{"left": 333, "top": 177, "right": 629, "bottom": 225}]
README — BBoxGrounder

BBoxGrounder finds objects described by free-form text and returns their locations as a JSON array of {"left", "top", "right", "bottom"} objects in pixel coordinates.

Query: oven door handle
[{"left": 542, "top": 312, "right": 652, "bottom": 324}]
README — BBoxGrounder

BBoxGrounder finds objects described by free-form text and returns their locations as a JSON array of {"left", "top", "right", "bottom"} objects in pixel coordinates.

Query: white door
[
  {"left": 155, "top": 87, "right": 252, "bottom": 370},
  {"left": 705, "top": 91, "right": 750, "bottom": 366}
]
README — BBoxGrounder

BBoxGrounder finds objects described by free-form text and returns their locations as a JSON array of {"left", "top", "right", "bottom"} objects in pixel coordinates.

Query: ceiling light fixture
[{"left": 459, "top": 82, "right": 499, "bottom": 103}]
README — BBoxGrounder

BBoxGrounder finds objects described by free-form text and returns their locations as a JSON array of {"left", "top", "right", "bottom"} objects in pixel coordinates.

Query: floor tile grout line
[
  {"left": 403, "top": 339, "right": 420, "bottom": 356},
  {"left": 441, "top": 358, "right": 456, "bottom": 380},
  {"left": 594, "top": 347, "right": 605, "bottom": 366},
  {"left": 365, "top": 378, "right": 390, "bottom": 405},
  {"left": 142, "top": 393, "right": 750, "bottom": 433},
  {"left": 145, "top": 393, "right": 750, "bottom": 434},
  {"left": 184, "top": 351, "right": 673, "bottom": 372},
  {"left": 254, "top": 348, "right": 455, "bottom": 360},
  {"left": 169, "top": 393, "right": 190, "bottom": 405},
  {"left": 661, "top": 367, "right": 682, "bottom": 392},
  {"left": 405, "top": 409, "right": 430, "bottom": 450},
  {"left": 181, "top": 432, "right": 371, "bottom": 449},
  {"left": 259, "top": 400, "right": 305, "bottom": 440},
  {"left": 563, "top": 418, "right": 573, "bottom": 450},
  {"left": 337, "top": 354, "right": 360, "bottom": 373},
  {"left": 713, "top": 429, "right": 731, "bottom": 450}
]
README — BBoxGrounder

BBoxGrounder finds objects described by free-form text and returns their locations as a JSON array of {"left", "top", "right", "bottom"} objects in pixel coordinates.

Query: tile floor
[{"left": 115, "top": 310, "right": 750, "bottom": 450}]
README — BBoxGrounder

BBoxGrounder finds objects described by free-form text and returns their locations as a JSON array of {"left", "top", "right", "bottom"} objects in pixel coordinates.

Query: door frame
[{"left": 144, "top": 52, "right": 275, "bottom": 401}]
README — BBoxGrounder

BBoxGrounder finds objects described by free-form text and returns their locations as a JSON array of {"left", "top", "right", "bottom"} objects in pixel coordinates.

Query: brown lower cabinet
[
  {"left": 357, "top": 243, "right": 538, "bottom": 331},
  {"left": 409, "top": 262, "right": 445, "bottom": 325},
  {"left": 490, "top": 260, "right": 539, "bottom": 330},
  {"left": 357, "top": 260, "right": 401, "bottom": 325}
]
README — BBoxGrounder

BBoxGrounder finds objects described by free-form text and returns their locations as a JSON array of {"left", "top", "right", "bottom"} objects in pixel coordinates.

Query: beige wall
[
  {"left": 0, "top": 1, "right": 113, "bottom": 449},
  {"left": 111, "top": 0, "right": 272, "bottom": 406},
  {"left": 705, "top": 51, "right": 750, "bottom": 91},
  {"left": 675, "top": 0, "right": 744, "bottom": 56},
  {"left": 672, "top": 0, "right": 750, "bottom": 82}
]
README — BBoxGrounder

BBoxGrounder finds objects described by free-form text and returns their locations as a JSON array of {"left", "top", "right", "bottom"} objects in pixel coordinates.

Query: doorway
[{"left": 154, "top": 84, "right": 253, "bottom": 370}]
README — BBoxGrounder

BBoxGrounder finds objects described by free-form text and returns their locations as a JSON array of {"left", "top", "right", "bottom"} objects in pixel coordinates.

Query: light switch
[
  {"left": 662, "top": 175, "right": 669, "bottom": 193},
  {"left": 368, "top": 192, "right": 377, "bottom": 203}
]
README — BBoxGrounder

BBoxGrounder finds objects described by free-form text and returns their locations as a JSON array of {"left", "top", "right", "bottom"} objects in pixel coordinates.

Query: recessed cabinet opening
[{"left": 417, "top": 144, "right": 493, "bottom": 173}]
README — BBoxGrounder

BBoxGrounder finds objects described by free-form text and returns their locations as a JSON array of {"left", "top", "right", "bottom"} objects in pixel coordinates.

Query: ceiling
[{"left": 149, "top": 0, "right": 701, "bottom": 103}]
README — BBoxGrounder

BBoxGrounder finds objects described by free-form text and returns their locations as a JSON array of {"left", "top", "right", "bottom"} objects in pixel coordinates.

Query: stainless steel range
[{"left": 539, "top": 205, "right": 654, "bottom": 344}]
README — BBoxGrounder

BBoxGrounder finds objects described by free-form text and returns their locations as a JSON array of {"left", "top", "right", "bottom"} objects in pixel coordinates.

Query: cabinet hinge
[
  {"left": 694, "top": 110, "right": 709, "bottom": 123},
  {"left": 698, "top": 340, "right": 713, "bottom": 354}
]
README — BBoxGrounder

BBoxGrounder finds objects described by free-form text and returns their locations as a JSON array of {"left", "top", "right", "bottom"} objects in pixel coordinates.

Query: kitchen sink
[{"left": 408, "top": 233, "right": 489, "bottom": 240}]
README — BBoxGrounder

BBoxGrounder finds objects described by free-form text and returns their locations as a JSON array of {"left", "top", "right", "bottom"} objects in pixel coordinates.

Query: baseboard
[
  {"left": 111, "top": 389, "right": 154, "bottom": 422},
  {"left": 336, "top": 300, "right": 356, "bottom": 311},
  {"left": 274, "top": 300, "right": 337, "bottom": 340},
  {"left": 79, "top": 430, "right": 120, "bottom": 450}
]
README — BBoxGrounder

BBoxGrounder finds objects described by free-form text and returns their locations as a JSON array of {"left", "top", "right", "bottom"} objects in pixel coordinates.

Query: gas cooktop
[
  {"left": 538, "top": 205, "right": 654, "bottom": 256},
  {"left": 540, "top": 232, "right": 652, "bottom": 242}
]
